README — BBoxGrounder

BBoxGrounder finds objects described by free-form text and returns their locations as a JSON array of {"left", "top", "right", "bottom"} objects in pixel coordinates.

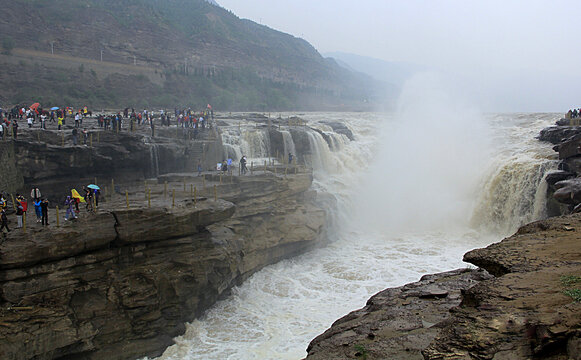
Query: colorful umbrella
[
  {"left": 87, "top": 184, "right": 100, "bottom": 190},
  {"left": 71, "top": 189, "right": 86, "bottom": 202},
  {"left": 30, "top": 103, "right": 40, "bottom": 110},
  {"left": 50, "top": 107, "right": 59, "bottom": 110}
]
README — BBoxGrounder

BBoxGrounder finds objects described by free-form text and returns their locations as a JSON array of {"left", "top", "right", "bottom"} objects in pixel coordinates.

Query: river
[{"left": 151, "top": 108, "right": 558, "bottom": 359}]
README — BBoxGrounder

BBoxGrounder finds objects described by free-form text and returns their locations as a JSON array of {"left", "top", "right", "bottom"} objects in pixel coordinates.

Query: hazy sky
[{"left": 217, "top": 0, "right": 581, "bottom": 112}]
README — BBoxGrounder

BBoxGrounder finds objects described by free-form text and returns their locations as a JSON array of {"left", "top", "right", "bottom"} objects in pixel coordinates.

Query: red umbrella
[{"left": 30, "top": 103, "right": 40, "bottom": 110}]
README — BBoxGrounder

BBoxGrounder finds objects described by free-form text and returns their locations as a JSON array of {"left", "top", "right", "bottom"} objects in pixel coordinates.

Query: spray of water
[{"left": 355, "top": 73, "right": 492, "bottom": 235}]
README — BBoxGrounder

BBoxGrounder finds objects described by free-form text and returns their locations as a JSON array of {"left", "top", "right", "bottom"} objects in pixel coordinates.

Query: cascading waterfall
[
  {"left": 220, "top": 128, "right": 272, "bottom": 162},
  {"left": 471, "top": 157, "right": 556, "bottom": 234},
  {"left": 280, "top": 131, "right": 296, "bottom": 162},
  {"left": 153, "top": 108, "right": 559, "bottom": 360},
  {"left": 146, "top": 141, "right": 160, "bottom": 178}
]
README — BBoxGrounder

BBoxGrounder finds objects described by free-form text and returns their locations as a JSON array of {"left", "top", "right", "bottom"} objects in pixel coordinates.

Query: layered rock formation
[
  {"left": 0, "top": 171, "right": 326, "bottom": 360},
  {"left": 0, "top": 117, "right": 331, "bottom": 359},
  {"left": 538, "top": 121, "right": 581, "bottom": 215},
  {"left": 1, "top": 126, "right": 224, "bottom": 202},
  {"left": 305, "top": 214, "right": 581, "bottom": 360}
]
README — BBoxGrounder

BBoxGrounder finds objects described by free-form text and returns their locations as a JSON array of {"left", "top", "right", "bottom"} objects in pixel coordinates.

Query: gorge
[{"left": 0, "top": 111, "right": 576, "bottom": 360}]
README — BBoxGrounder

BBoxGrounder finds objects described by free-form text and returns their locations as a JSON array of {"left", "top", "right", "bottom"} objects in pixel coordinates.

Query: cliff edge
[{"left": 305, "top": 214, "right": 581, "bottom": 359}]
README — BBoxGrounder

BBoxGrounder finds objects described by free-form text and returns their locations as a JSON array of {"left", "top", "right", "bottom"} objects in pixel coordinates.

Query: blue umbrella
[
  {"left": 87, "top": 184, "right": 100, "bottom": 190},
  {"left": 50, "top": 107, "right": 60, "bottom": 110}
]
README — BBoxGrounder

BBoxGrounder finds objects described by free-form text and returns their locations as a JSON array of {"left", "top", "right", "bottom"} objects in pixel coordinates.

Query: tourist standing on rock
[
  {"left": 75, "top": 112, "right": 81, "bottom": 128},
  {"left": 197, "top": 160, "right": 203, "bottom": 176},
  {"left": 150, "top": 118, "right": 155, "bottom": 137},
  {"left": 288, "top": 153, "right": 293, "bottom": 164},
  {"left": 40, "top": 199, "right": 49, "bottom": 226},
  {"left": 64, "top": 196, "right": 76, "bottom": 220},
  {"left": 57, "top": 115, "right": 63, "bottom": 130},
  {"left": 15, "top": 200, "right": 24, "bottom": 228},
  {"left": 240, "top": 156, "right": 248, "bottom": 175},
  {"left": 0, "top": 208, "right": 9, "bottom": 236},
  {"left": 12, "top": 119, "right": 18, "bottom": 139},
  {"left": 72, "top": 128, "right": 78, "bottom": 145},
  {"left": 34, "top": 198, "right": 42, "bottom": 223},
  {"left": 94, "top": 189, "right": 100, "bottom": 208}
]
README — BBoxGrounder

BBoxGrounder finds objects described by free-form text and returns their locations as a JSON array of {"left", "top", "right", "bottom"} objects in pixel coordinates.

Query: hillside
[{"left": 0, "top": 0, "right": 387, "bottom": 110}]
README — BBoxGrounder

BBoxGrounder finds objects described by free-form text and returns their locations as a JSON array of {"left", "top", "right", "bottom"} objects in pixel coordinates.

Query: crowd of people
[
  {"left": 565, "top": 108, "right": 581, "bottom": 119},
  {"left": 0, "top": 104, "right": 215, "bottom": 139},
  {"left": 0, "top": 186, "right": 100, "bottom": 238}
]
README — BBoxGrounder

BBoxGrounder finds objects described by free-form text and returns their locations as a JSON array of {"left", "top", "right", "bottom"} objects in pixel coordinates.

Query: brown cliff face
[
  {"left": 0, "top": 170, "right": 326, "bottom": 360},
  {"left": 305, "top": 214, "right": 581, "bottom": 360}
]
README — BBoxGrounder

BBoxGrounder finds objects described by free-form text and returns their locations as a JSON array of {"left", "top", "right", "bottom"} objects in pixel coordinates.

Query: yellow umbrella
[{"left": 71, "top": 189, "right": 86, "bottom": 202}]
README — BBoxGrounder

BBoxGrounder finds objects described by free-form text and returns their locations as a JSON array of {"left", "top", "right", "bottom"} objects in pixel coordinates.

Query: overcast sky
[{"left": 217, "top": 0, "right": 581, "bottom": 112}]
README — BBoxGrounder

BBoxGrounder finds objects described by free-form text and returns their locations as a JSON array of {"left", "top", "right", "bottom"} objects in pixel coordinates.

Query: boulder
[
  {"left": 305, "top": 269, "right": 492, "bottom": 360},
  {"left": 554, "top": 178, "right": 581, "bottom": 205}
]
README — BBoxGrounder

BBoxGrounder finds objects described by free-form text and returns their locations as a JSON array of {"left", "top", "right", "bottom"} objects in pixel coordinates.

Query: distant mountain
[
  {"left": 0, "top": 0, "right": 385, "bottom": 111},
  {"left": 325, "top": 52, "right": 426, "bottom": 88}
]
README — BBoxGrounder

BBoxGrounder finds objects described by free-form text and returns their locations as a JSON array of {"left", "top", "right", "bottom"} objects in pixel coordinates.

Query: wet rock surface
[
  {"left": 305, "top": 269, "right": 492, "bottom": 360},
  {"left": 0, "top": 171, "right": 325, "bottom": 360},
  {"left": 305, "top": 214, "right": 581, "bottom": 360}
]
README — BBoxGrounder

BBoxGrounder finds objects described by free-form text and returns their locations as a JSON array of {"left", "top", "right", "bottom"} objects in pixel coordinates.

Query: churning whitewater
[{"left": 152, "top": 107, "right": 557, "bottom": 359}]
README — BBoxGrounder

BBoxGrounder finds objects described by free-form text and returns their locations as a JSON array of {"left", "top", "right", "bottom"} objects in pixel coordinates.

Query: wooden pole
[
  {"left": 23, "top": 211, "right": 26, "bottom": 233},
  {"left": 111, "top": 179, "right": 115, "bottom": 195},
  {"left": 190, "top": 184, "right": 193, "bottom": 197},
  {"left": 214, "top": 185, "right": 217, "bottom": 202},
  {"left": 148, "top": 189, "right": 151, "bottom": 208},
  {"left": 97, "top": 131, "right": 100, "bottom": 143},
  {"left": 220, "top": 174, "right": 222, "bottom": 185},
  {"left": 56, "top": 205, "right": 60, "bottom": 227},
  {"left": 251, "top": 161, "right": 254, "bottom": 175},
  {"left": 126, "top": 191, "right": 129, "bottom": 209},
  {"left": 61, "top": 133, "right": 64, "bottom": 146},
  {"left": 264, "top": 160, "right": 267, "bottom": 173},
  {"left": 172, "top": 189, "right": 175, "bottom": 208},
  {"left": 183, "top": 178, "right": 186, "bottom": 193},
  {"left": 90, "top": 133, "right": 93, "bottom": 147},
  {"left": 194, "top": 186, "right": 197, "bottom": 207},
  {"left": 203, "top": 175, "right": 206, "bottom": 189},
  {"left": 164, "top": 181, "right": 167, "bottom": 198}
]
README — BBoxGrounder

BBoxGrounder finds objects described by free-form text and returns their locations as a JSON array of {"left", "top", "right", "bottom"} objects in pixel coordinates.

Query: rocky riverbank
[
  {"left": 305, "top": 119, "right": 581, "bottom": 360},
  {"left": 305, "top": 213, "right": 581, "bottom": 360}
]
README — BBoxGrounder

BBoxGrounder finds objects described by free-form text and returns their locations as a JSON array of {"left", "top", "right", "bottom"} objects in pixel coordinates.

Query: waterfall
[
  {"left": 281, "top": 130, "right": 296, "bottom": 162},
  {"left": 220, "top": 128, "right": 271, "bottom": 162},
  {"left": 470, "top": 147, "right": 557, "bottom": 234},
  {"left": 147, "top": 141, "right": 160, "bottom": 178}
]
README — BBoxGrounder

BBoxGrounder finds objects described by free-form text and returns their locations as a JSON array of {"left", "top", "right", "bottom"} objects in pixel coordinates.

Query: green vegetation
[
  {"left": 560, "top": 275, "right": 581, "bottom": 302},
  {"left": 354, "top": 344, "right": 368, "bottom": 359}
]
